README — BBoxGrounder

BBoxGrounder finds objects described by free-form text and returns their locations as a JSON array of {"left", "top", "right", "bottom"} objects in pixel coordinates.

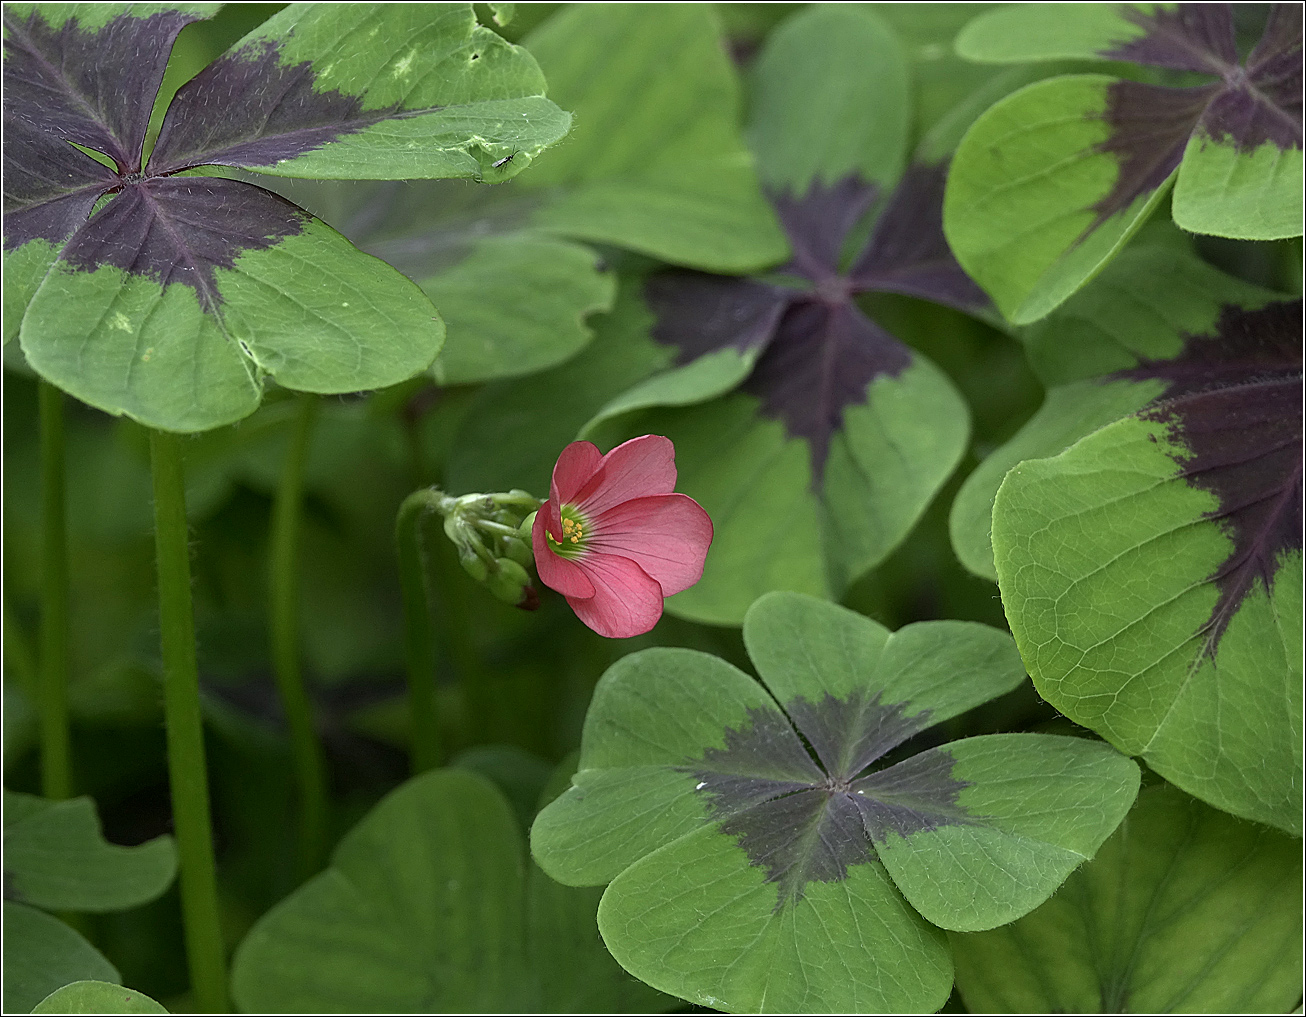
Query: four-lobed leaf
[
  {"left": 3, "top": 2, "right": 573, "bottom": 431},
  {"left": 946, "top": 3, "right": 1303, "bottom": 324},
  {"left": 566, "top": 5, "right": 986, "bottom": 625},
  {"left": 951, "top": 783, "right": 1304, "bottom": 1013},
  {"left": 531, "top": 592, "right": 1140, "bottom": 1013}
]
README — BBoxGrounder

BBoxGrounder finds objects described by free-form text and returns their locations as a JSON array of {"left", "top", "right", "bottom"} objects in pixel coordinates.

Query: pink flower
[{"left": 532, "top": 435, "right": 713, "bottom": 638}]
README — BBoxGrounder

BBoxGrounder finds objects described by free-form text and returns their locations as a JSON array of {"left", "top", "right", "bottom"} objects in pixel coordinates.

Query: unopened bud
[
  {"left": 487, "top": 557, "right": 532, "bottom": 606},
  {"left": 500, "top": 534, "right": 533, "bottom": 568},
  {"left": 519, "top": 511, "right": 537, "bottom": 539},
  {"left": 458, "top": 544, "right": 489, "bottom": 582}
]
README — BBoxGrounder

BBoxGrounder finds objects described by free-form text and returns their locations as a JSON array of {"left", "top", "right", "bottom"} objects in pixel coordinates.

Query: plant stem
[
  {"left": 38, "top": 380, "right": 72, "bottom": 801},
  {"left": 149, "top": 428, "right": 228, "bottom": 1013},
  {"left": 395, "top": 489, "right": 445, "bottom": 773},
  {"left": 268, "top": 394, "right": 328, "bottom": 878}
]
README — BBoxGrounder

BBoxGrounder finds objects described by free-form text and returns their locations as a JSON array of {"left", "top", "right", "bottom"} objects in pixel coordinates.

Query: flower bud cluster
[{"left": 433, "top": 490, "right": 543, "bottom": 609}]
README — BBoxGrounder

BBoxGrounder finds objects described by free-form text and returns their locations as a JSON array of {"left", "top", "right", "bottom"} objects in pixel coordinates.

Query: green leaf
[
  {"left": 424, "top": 234, "right": 615, "bottom": 385},
  {"left": 3, "top": 903, "right": 120, "bottom": 1015},
  {"left": 531, "top": 593, "right": 1139, "bottom": 1013},
  {"left": 1173, "top": 135, "right": 1306, "bottom": 240},
  {"left": 949, "top": 242, "right": 1279, "bottom": 580},
  {"left": 230, "top": 768, "right": 672, "bottom": 1013},
  {"left": 943, "top": 74, "right": 1172, "bottom": 324},
  {"left": 993, "top": 411, "right": 1302, "bottom": 833},
  {"left": 520, "top": 4, "right": 787, "bottom": 272},
  {"left": 170, "top": 4, "right": 570, "bottom": 182},
  {"left": 746, "top": 5, "right": 909, "bottom": 190},
  {"left": 32, "top": 981, "right": 169, "bottom": 1014},
  {"left": 951, "top": 784, "right": 1304, "bottom": 1013},
  {"left": 19, "top": 218, "right": 444, "bottom": 433},
  {"left": 3, "top": 791, "right": 177, "bottom": 912},
  {"left": 955, "top": 3, "right": 1150, "bottom": 63}
]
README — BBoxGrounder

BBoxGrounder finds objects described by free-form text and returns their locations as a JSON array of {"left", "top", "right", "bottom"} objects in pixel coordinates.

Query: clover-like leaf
[
  {"left": 989, "top": 267, "right": 1301, "bottom": 832},
  {"left": 33, "top": 981, "right": 169, "bottom": 1014},
  {"left": 231, "top": 767, "right": 673, "bottom": 1014},
  {"left": 3, "top": 903, "right": 120, "bottom": 1015},
  {"left": 560, "top": 6, "right": 989, "bottom": 625},
  {"left": 946, "top": 3, "right": 1303, "bottom": 324},
  {"left": 531, "top": 592, "right": 1140, "bottom": 1013},
  {"left": 4, "top": 3, "right": 573, "bottom": 431},
  {"left": 951, "top": 784, "right": 1304, "bottom": 1013},
  {"left": 4, "top": 790, "right": 177, "bottom": 912}
]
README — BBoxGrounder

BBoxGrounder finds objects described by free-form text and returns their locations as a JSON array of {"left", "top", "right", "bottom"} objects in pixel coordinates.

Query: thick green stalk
[
  {"left": 38, "top": 380, "right": 72, "bottom": 800},
  {"left": 268, "top": 395, "right": 328, "bottom": 877},
  {"left": 395, "top": 489, "right": 446, "bottom": 772},
  {"left": 149, "top": 429, "right": 227, "bottom": 1013}
]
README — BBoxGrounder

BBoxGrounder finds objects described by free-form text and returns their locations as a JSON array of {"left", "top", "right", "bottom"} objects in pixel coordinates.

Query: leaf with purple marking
[
  {"left": 989, "top": 272, "right": 1302, "bottom": 833},
  {"left": 530, "top": 592, "right": 1140, "bottom": 1013},
  {"left": 4, "top": 2, "right": 573, "bottom": 431},
  {"left": 946, "top": 3, "right": 1303, "bottom": 324},
  {"left": 951, "top": 240, "right": 1285, "bottom": 581},
  {"left": 571, "top": 6, "right": 984, "bottom": 625}
]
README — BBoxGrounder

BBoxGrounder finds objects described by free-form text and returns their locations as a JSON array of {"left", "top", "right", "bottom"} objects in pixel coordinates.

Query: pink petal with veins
[
  {"left": 588, "top": 493, "right": 713, "bottom": 596},
  {"left": 547, "top": 440, "right": 603, "bottom": 536},
  {"left": 574, "top": 434, "right": 677, "bottom": 516},
  {"left": 566, "top": 553, "right": 666, "bottom": 638}
]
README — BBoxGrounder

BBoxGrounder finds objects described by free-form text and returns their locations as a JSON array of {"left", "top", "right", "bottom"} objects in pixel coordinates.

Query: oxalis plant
[{"left": 2, "top": 3, "right": 1302, "bottom": 1016}]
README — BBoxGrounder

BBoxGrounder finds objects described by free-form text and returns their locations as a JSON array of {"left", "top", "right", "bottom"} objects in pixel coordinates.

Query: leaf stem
[
  {"left": 268, "top": 394, "right": 328, "bottom": 878},
  {"left": 149, "top": 428, "right": 228, "bottom": 1013},
  {"left": 38, "top": 380, "right": 72, "bottom": 801},
  {"left": 395, "top": 489, "right": 445, "bottom": 773}
]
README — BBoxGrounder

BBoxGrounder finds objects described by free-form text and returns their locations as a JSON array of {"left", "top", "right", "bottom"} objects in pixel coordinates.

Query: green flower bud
[
  {"left": 519, "top": 511, "right": 537, "bottom": 540},
  {"left": 487, "top": 557, "right": 532, "bottom": 605},
  {"left": 458, "top": 544, "right": 489, "bottom": 583},
  {"left": 499, "top": 534, "right": 533, "bottom": 568}
]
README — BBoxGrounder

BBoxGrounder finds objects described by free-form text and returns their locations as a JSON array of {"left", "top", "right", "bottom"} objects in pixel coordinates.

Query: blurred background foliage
[{"left": 3, "top": 2, "right": 1300, "bottom": 1008}]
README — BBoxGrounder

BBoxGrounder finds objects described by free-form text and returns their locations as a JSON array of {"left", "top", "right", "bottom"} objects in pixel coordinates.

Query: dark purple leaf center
[
  {"left": 645, "top": 167, "right": 988, "bottom": 485},
  {"left": 1116, "top": 299, "right": 1303, "bottom": 655},
  {"left": 1092, "top": 3, "right": 1303, "bottom": 226},
  {"left": 687, "top": 691, "right": 974, "bottom": 906},
  {"left": 2, "top": 6, "right": 398, "bottom": 307}
]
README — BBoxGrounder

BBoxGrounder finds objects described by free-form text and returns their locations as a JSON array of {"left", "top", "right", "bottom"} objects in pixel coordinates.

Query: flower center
[{"left": 548, "top": 504, "right": 591, "bottom": 559}]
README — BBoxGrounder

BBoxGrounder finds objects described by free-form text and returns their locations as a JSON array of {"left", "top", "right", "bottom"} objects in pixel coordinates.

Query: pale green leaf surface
[
  {"left": 956, "top": 3, "right": 1149, "bottom": 64},
  {"left": 520, "top": 4, "right": 787, "bottom": 271},
  {"left": 3, "top": 792, "right": 177, "bottom": 913},
  {"left": 1173, "top": 135, "right": 1305, "bottom": 240},
  {"left": 3, "top": 903, "right": 120, "bottom": 1015},
  {"left": 598, "top": 825, "right": 952, "bottom": 1014},
  {"left": 209, "top": 4, "right": 570, "bottom": 182},
  {"left": 424, "top": 234, "right": 615, "bottom": 385},
  {"left": 874, "top": 734, "right": 1140, "bottom": 932},
  {"left": 19, "top": 218, "right": 443, "bottom": 433},
  {"left": 951, "top": 784, "right": 1304, "bottom": 1013},
  {"left": 944, "top": 75, "right": 1173, "bottom": 323},
  {"left": 32, "top": 981, "right": 169, "bottom": 1014},
  {"left": 992, "top": 415, "right": 1303, "bottom": 833},
  {"left": 746, "top": 5, "right": 909, "bottom": 190}
]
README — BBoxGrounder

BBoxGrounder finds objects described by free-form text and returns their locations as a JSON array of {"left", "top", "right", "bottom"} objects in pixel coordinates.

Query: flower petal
[
  {"left": 589, "top": 493, "right": 713, "bottom": 596},
  {"left": 566, "top": 553, "right": 666, "bottom": 638},
  {"left": 549, "top": 440, "right": 604, "bottom": 534},
  {"left": 574, "top": 434, "right": 678, "bottom": 516},
  {"left": 533, "top": 505, "right": 596, "bottom": 600}
]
